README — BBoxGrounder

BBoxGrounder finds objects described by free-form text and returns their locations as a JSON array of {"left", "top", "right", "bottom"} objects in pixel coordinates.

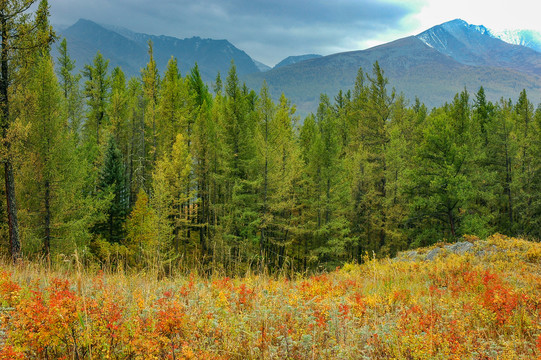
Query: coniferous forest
[
  {"left": 2, "top": 1, "right": 541, "bottom": 275},
  {"left": 3, "top": 2, "right": 541, "bottom": 359}
]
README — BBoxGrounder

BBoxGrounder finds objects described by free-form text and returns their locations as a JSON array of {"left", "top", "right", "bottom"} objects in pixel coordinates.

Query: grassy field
[{"left": 0, "top": 234, "right": 540, "bottom": 359}]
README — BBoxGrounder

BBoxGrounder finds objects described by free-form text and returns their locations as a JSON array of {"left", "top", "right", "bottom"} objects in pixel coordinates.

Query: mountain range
[
  {"left": 54, "top": 19, "right": 261, "bottom": 81},
  {"left": 245, "top": 19, "right": 541, "bottom": 114},
  {"left": 54, "top": 18, "right": 541, "bottom": 115}
]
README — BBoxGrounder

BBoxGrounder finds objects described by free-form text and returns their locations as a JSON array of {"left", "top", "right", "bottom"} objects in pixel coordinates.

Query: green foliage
[
  {"left": 83, "top": 52, "right": 110, "bottom": 148},
  {"left": 94, "top": 136, "right": 128, "bottom": 244},
  {"left": 6, "top": 7, "right": 541, "bottom": 275}
]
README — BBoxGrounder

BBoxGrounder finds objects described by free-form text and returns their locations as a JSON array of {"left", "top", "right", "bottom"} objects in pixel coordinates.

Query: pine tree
[
  {"left": 406, "top": 90, "right": 484, "bottom": 244},
  {"left": 485, "top": 99, "right": 516, "bottom": 234},
  {"left": 188, "top": 64, "right": 213, "bottom": 258},
  {"left": 354, "top": 62, "right": 394, "bottom": 254},
  {"left": 383, "top": 95, "right": 420, "bottom": 254}
]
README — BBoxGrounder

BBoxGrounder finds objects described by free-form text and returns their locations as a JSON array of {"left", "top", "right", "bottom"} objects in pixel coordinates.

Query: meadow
[{"left": 0, "top": 234, "right": 540, "bottom": 359}]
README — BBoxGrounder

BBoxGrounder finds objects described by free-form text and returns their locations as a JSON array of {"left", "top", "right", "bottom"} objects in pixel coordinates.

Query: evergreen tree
[
  {"left": 188, "top": 64, "right": 214, "bottom": 259},
  {"left": 57, "top": 38, "right": 83, "bottom": 140},
  {"left": 221, "top": 61, "right": 259, "bottom": 270},
  {"left": 514, "top": 90, "right": 537, "bottom": 235},
  {"left": 95, "top": 136, "right": 128, "bottom": 243},
  {"left": 485, "top": 99, "right": 516, "bottom": 234},
  {"left": 383, "top": 95, "right": 419, "bottom": 254},
  {"left": 0, "top": 0, "right": 55, "bottom": 261},
  {"left": 354, "top": 62, "right": 394, "bottom": 254},
  {"left": 157, "top": 57, "right": 186, "bottom": 157},
  {"left": 19, "top": 54, "right": 100, "bottom": 258},
  {"left": 141, "top": 40, "right": 160, "bottom": 172},
  {"left": 83, "top": 52, "right": 110, "bottom": 148},
  {"left": 406, "top": 91, "right": 485, "bottom": 244}
]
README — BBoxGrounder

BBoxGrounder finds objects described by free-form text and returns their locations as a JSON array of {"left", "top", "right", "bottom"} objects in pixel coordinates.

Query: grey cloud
[{"left": 50, "top": 0, "right": 422, "bottom": 66}]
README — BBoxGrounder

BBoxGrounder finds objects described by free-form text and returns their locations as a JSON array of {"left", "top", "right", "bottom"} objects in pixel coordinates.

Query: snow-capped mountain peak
[{"left": 488, "top": 29, "right": 541, "bottom": 53}]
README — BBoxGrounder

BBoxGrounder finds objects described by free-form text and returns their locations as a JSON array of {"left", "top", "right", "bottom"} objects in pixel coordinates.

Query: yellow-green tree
[
  {"left": 0, "top": 0, "right": 54, "bottom": 261},
  {"left": 152, "top": 133, "right": 191, "bottom": 254},
  {"left": 124, "top": 189, "right": 161, "bottom": 267}
]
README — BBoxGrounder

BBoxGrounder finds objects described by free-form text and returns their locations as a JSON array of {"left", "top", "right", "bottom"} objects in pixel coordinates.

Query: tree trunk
[
  {"left": 43, "top": 178, "right": 51, "bottom": 258},
  {"left": 1, "top": 15, "right": 20, "bottom": 262},
  {"left": 448, "top": 210, "right": 456, "bottom": 238},
  {"left": 4, "top": 158, "right": 20, "bottom": 261}
]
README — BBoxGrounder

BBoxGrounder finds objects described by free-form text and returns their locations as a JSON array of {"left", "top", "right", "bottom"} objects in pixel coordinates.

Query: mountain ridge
[
  {"left": 54, "top": 18, "right": 541, "bottom": 116},
  {"left": 54, "top": 18, "right": 261, "bottom": 81},
  {"left": 243, "top": 19, "right": 541, "bottom": 115}
]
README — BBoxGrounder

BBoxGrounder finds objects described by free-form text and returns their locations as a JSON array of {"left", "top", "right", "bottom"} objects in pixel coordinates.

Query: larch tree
[
  {"left": 152, "top": 133, "right": 191, "bottom": 254},
  {"left": 157, "top": 57, "right": 186, "bottom": 157},
  {"left": 141, "top": 40, "right": 160, "bottom": 178},
  {"left": 19, "top": 53, "right": 98, "bottom": 258},
  {"left": 0, "top": 0, "right": 54, "bottom": 261},
  {"left": 187, "top": 63, "right": 213, "bottom": 258},
  {"left": 83, "top": 52, "right": 110, "bottom": 149},
  {"left": 57, "top": 38, "right": 83, "bottom": 140}
]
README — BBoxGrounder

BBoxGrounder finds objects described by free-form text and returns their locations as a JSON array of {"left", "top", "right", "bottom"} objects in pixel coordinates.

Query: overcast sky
[{"left": 49, "top": 0, "right": 541, "bottom": 66}]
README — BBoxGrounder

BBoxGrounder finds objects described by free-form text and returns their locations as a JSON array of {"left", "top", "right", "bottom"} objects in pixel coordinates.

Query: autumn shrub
[{"left": 0, "top": 235, "right": 539, "bottom": 359}]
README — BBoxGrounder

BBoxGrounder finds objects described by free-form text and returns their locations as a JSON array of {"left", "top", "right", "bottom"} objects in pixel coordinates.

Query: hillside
[
  {"left": 244, "top": 33, "right": 541, "bottom": 115},
  {"left": 54, "top": 19, "right": 261, "bottom": 80},
  {"left": 1, "top": 234, "right": 540, "bottom": 358},
  {"left": 274, "top": 54, "right": 322, "bottom": 69}
]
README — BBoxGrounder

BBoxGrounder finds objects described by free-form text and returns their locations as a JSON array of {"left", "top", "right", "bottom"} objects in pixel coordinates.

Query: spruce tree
[{"left": 95, "top": 136, "right": 128, "bottom": 243}]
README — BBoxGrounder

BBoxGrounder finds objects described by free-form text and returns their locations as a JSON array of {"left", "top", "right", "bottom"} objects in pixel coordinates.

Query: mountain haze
[{"left": 54, "top": 19, "right": 261, "bottom": 81}]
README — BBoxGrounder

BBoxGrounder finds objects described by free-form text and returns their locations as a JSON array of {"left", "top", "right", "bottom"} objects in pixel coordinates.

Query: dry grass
[{"left": 0, "top": 234, "right": 540, "bottom": 359}]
